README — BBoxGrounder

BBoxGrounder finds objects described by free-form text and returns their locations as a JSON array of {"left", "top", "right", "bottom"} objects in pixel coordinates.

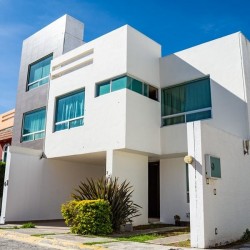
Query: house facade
[
  {"left": 0, "top": 109, "right": 14, "bottom": 162},
  {"left": 2, "top": 15, "right": 250, "bottom": 248}
]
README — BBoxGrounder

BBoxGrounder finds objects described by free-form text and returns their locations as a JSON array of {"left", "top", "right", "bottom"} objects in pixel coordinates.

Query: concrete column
[
  {"left": 105, "top": 150, "right": 148, "bottom": 225},
  {"left": 187, "top": 121, "right": 206, "bottom": 248}
]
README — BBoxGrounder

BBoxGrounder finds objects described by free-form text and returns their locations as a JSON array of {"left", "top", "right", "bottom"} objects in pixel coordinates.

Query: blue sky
[{"left": 0, "top": 0, "right": 250, "bottom": 113}]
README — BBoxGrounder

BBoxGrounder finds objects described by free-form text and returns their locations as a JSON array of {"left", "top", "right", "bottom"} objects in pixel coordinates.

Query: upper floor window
[
  {"left": 55, "top": 90, "right": 85, "bottom": 132},
  {"left": 27, "top": 54, "right": 53, "bottom": 91},
  {"left": 161, "top": 77, "right": 212, "bottom": 126},
  {"left": 22, "top": 108, "right": 46, "bottom": 142},
  {"left": 96, "top": 75, "right": 158, "bottom": 101}
]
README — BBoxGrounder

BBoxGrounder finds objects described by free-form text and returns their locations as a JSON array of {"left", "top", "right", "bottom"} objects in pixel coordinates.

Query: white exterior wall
[
  {"left": 160, "top": 157, "right": 190, "bottom": 224},
  {"left": 1, "top": 146, "right": 104, "bottom": 222},
  {"left": 188, "top": 121, "right": 250, "bottom": 248},
  {"left": 160, "top": 32, "right": 249, "bottom": 139},
  {"left": 106, "top": 150, "right": 148, "bottom": 225},
  {"left": 161, "top": 124, "right": 187, "bottom": 155},
  {"left": 45, "top": 25, "right": 161, "bottom": 158},
  {"left": 125, "top": 90, "right": 161, "bottom": 155}
]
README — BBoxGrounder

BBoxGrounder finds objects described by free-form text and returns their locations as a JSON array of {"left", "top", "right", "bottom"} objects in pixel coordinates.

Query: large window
[
  {"left": 55, "top": 90, "right": 85, "bottom": 131},
  {"left": 27, "top": 54, "right": 53, "bottom": 91},
  {"left": 96, "top": 75, "right": 158, "bottom": 101},
  {"left": 22, "top": 108, "right": 46, "bottom": 142},
  {"left": 161, "top": 77, "right": 212, "bottom": 126}
]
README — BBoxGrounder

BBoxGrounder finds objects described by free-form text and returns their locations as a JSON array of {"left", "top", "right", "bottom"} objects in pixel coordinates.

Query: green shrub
[
  {"left": 241, "top": 228, "right": 250, "bottom": 241},
  {"left": 21, "top": 222, "right": 36, "bottom": 228},
  {"left": 72, "top": 177, "right": 141, "bottom": 231},
  {"left": 61, "top": 199, "right": 112, "bottom": 235}
]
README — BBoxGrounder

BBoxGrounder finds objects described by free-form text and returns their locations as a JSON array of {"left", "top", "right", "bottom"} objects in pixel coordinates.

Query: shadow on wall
[{"left": 160, "top": 54, "right": 249, "bottom": 139}]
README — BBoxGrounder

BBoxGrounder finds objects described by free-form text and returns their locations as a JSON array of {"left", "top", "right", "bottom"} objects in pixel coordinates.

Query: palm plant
[{"left": 72, "top": 177, "right": 141, "bottom": 231}]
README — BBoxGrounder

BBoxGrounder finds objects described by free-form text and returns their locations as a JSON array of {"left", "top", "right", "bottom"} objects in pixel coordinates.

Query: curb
[{"left": 0, "top": 230, "right": 107, "bottom": 250}]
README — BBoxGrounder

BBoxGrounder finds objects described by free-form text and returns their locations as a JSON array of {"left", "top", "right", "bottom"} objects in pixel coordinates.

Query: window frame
[
  {"left": 54, "top": 89, "right": 85, "bottom": 132},
  {"left": 95, "top": 75, "right": 159, "bottom": 101},
  {"left": 161, "top": 76, "right": 212, "bottom": 126},
  {"left": 26, "top": 53, "right": 53, "bottom": 91},
  {"left": 2, "top": 143, "right": 10, "bottom": 163},
  {"left": 21, "top": 107, "right": 46, "bottom": 142}
]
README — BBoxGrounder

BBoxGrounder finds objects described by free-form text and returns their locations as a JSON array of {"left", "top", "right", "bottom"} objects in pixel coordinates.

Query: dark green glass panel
[
  {"left": 69, "top": 118, "right": 84, "bottom": 128},
  {"left": 143, "top": 84, "right": 149, "bottom": 97},
  {"left": 161, "top": 77, "right": 211, "bottom": 116},
  {"left": 210, "top": 156, "right": 221, "bottom": 178},
  {"left": 111, "top": 77, "right": 127, "bottom": 92},
  {"left": 97, "top": 82, "right": 110, "bottom": 96},
  {"left": 162, "top": 115, "right": 185, "bottom": 126},
  {"left": 131, "top": 78, "right": 143, "bottom": 94},
  {"left": 55, "top": 123, "right": 68, "bottom": 131},
  {"left": 186, "top": 110, "right": 211, "bottom": 122}
]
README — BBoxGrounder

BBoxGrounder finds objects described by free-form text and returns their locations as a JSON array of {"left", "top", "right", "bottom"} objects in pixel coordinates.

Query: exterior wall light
[{"left": 184, "top": 155, "right": 193, "bottom": 164}]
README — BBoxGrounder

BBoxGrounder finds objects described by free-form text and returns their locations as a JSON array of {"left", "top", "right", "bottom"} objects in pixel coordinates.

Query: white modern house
[{"left": 1, "top": 15, "right": 250, "bottom": 248}]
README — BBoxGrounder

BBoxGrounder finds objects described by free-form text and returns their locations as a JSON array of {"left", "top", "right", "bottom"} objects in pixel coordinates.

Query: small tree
[{"left": 72, "top": 177, "right": 141, "bottom": 231}]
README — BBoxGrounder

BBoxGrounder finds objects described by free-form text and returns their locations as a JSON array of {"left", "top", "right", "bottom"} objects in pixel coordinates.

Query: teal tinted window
[
  {"left": 97, "top": 82, "right": 110, "bottom": 96},
  {"left": 131, "top": 78, "right": 143, "bottom": 94},
  {"left": 143, "top": 84, "right": 149, "bottom": 97},
  {"left": 22, "top": 108, "right": 46, "bottom": 142},
  {"left": 162, "top": 115, "right": 185, "bottom": 126},
  {"left": 55, "top": 90, "right": 84, "bottom": 131},
  {"left": 27, "top": 54, "right": 53, "bottom": 91},
  {"left": 111, "top": 77, "right": 127, "bottom": 92},
  {"left": 161, "top": 77, "right": 211, "bottom": 126}
]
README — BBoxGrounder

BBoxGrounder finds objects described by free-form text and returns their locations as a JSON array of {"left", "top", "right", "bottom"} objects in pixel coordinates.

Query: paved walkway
[{"left": 0, "top": 222, "right": 249, "bottom": 250}]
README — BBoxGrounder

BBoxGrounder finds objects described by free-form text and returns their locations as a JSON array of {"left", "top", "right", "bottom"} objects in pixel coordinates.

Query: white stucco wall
[
  {"left": 160, "top": 32, "right": 249, "bottom": 139},
  {"left": 2, "top": 146, "right": 104, "bottom": 222},
  {"left": 187, "top": 121, "right": 250, "bottom": 248},
  {"left": 161, "top": 124, "right": 188, "bottom": 155},
  {"left": 160, "top": 157, "right": 190, "bottom": 224},
  {"left": 125, "top": 90, "right": 161, "bottom": 155},
  {"left": 45, "top": 25, "right": 162, "bottom": 158},
  {"left": 106, "top": 150, "right": 148, "bottom": 226}
]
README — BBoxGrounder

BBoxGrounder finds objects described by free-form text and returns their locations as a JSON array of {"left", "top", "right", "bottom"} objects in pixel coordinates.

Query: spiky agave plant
[{"left": 72, "top": 177, "right": 141, "bottom": 231}]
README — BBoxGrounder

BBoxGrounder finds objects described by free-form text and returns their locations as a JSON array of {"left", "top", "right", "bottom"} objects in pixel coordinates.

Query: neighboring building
[
  {"left": 0, "top": 109, "right": 14, "bottom": 162},
  {"left": 1, "top": 15, "right": 250, "bottom": 248}
]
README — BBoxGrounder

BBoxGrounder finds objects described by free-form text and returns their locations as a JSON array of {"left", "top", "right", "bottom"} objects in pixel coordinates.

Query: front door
[{"left": 148, "top": 161, "right": 160, "bottom": 218}]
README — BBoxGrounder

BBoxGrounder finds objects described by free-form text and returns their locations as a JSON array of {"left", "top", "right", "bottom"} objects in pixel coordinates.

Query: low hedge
[{"left": 61, "top": 199, "right": 112, "bottom": 235}]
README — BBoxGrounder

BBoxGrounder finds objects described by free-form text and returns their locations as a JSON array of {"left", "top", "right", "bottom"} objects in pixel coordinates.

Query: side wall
[
  {"left": 187, "top": 121, "right": 250, "bottom": 248},
  {"left": 160, "top": 157, "right": 190, "bottom": 224},
  {"left": 2, "top": 147, "right": 104, "bottom": 222},
  {"left": 201, "top": 122, "right": 250, "bottom": 247}
]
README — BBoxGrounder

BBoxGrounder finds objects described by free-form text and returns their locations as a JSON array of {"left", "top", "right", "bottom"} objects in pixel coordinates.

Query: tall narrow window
[
  {"left": 27, "top": 54, "right": 53, "bottom": 91},
  {"left": 161, "top": 77, "right": 212, "bottom": 126},
  {"left": 22, "top": 108, "right": 46, "bottom": 142},
  {"left": 186, "top": 164, "right": 190, "bottom": 203},
  {"left": 55, "top": 90, "right": 85, "bottom": 131},
  {"left": 2, "top": 144, "right": 9, "bottom": 163}
]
